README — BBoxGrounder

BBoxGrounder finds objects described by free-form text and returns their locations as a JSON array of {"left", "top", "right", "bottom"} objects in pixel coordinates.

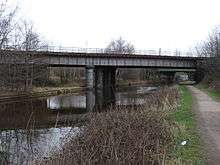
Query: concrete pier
[
  {"left": 86, "top": 65, "right": 95, "bottom": 111},
  {"left": 93, "top": 67, "right": 116, "bottom": 110},
  {"left": 95, "top": 68, "right": 103, "bottom": 89},
  {"left": 86, "top": 90, "right": 95, "bottom": 111},
  {"left": 86, "top": 65, "right": 94, "bottom": 89},
  {"left": 95, "top": 68, "right": 104, "bottom": 110},
  {"left": 166, "top": 72, "right": 175, "bottom": 84},
  {"left": 103, "top": 67, "right": 116, "bottom": 106},
  {"left": 110, "top": 68, "right": 116, "bottom": 103}
]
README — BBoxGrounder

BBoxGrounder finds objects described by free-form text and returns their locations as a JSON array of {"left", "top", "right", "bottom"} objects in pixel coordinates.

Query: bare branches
[
  {"left": 196, "top": 26, "right": 220, "bottom": 80},
  {"left": 0, "top": 0, "right": 17, "bottom": 49},
  {"left": 0, "top": 2, "right": 49, "bottom": 91},
  {"left": 105, "top": 37, "right": 135, "bottom": 54},
  {"left": 16, "top": 20, "right": 48, "bottom": 51},
  {"left": 0, "top": 52, "right": 49, "bottom": 91},
  {"left": 40, "top": 87, "right": 180, "bottom": 165}
]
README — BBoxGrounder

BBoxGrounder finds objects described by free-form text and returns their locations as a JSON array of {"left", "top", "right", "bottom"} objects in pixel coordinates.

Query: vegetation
[
  {"left": 196, "top": 26, "right": 220, "bottom": 88},
  {"left": 0, "top": 85, "right": 205, "bottom": 164},
  {"left": 0, "top": 1, "right": 49, "bottom": 91},
  {"left": 196, "top": 84, "right": 220, "bottom": 101},
  {"left": 169, "top": 86, "right": 205, "bottom": 164},
  {"left": 105, "top": 37, "right": 135, "bottom": 54},
  {"left": 36, "top": 87, "right": 180, "bottom": 165},
  {"left": 36, "top": 86, "right": 205, "bottom": 165},
  {"left": 105, "top": 37, "right": 161, "bottom": 82},
  {"left": 105, "top": 37, "right": 139, "bottom": 81}
]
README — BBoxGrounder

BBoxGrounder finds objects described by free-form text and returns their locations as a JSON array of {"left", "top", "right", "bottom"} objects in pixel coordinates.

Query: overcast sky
[{"left": 16, "top": 0, "right": 220, "bottom": 50}]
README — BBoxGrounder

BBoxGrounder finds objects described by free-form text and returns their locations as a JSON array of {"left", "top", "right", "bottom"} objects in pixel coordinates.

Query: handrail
[{"left": 1, "top": 45, "right": 196, "bottom": 57}]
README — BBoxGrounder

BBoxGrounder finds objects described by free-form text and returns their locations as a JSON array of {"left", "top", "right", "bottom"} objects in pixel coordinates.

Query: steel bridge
[{"left": 0, "top": 46, "right": 203, "bottom": 111}]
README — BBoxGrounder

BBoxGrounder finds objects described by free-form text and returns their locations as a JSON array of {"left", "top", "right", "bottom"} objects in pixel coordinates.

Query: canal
[{"left": 0, "top": 85, "right": 157, "bottom": 164}]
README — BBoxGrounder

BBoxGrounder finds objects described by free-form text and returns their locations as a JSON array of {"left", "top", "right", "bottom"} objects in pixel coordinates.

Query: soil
[{"left": 187, "top": 86, "right": 220, "bottom": 165}]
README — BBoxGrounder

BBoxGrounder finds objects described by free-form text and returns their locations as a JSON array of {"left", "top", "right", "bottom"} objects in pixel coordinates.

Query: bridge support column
[
  {"left": 188, "top": 72, "right": 194, "bottom": 81},
  {"left": 95, "top": 68, "right": 104, "bottom": 110},
  {"left": 103, "top": 67, "right": 116, "bottom": 105},
  {"left": 86, "top": 65, "right": 94, "bottom": 89},
  {"left": 94, "top": 67, "right": 116, "bottom": 110},
  {"left": 110, "top": 68, "right": 116, "bottom": 102},
  {"left": 86, "top": 65, "right": 95, "bottom": 111},
  {"left": 162, "top": 72, "right": 175, "bottom": 84},
  {"left": 168, "top": 72, "right": 175, "bottom": 84}
]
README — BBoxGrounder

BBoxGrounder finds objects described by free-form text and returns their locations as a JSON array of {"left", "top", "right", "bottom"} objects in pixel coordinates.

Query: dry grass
[{"left": 35, "top": 87, "right": 180, "bottom": 165}]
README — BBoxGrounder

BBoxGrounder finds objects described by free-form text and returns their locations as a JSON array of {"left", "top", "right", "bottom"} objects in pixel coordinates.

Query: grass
[
  {"left": 169, "top": 86, "right": 205, "bottom": 165},
  {"left": 37, "top": 87, "right": 180, "bottom": 165},
  {"left": 196, "top": 84, "right": 220, "bottom": 101},
  {"left": 34, "top": 86, "right": 205, "bottom": 165}
]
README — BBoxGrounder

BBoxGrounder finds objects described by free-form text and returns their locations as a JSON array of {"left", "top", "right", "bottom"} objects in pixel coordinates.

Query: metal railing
[{"left": 2, "top": 45, "right": 196, "bottom": 57}]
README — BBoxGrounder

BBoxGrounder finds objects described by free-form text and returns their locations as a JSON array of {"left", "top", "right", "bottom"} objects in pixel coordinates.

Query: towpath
[{"left": 187, "top": 86, "right": 220, "bottom": 165}]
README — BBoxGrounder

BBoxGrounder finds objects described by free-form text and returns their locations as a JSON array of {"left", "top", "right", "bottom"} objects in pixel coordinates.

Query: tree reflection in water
[
  {"left": 0, "top": 99, "right": 81, "bottom": 164},
  {"left": 0, "top": 85, "right": 157, "bottom": 164}
]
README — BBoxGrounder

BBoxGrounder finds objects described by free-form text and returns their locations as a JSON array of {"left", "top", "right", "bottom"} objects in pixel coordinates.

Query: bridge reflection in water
[
  {"left": 1, "top": 49, "right": 202, "bottom": 111},
  {"left": 0, "top": 85, "right": 157, "bottom": 164}
]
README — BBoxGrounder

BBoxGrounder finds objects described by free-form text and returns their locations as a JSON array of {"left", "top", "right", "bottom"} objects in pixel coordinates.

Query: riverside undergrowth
[{"left": 35, "top": 87, "right": 185, "bottom": 165}]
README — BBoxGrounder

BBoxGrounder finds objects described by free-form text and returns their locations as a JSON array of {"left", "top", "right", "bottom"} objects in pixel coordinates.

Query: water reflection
[
  {"left": 0, "top": 84, "right": 157, "bottom": 164},
  {"left": 116, "top": 86, "right": 158, "bottom": 105},
  {"left": 0, "top": 127, "right": 79, "bottom": 164},
  {"left": 48, "top": 94, "right": 86, "bottom": 109},
  {"left": 47, "top": 85, "right": 158, "bottom": 109}
]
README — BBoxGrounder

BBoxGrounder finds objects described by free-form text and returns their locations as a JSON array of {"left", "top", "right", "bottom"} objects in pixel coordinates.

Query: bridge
[{"left": 0, "top": 47, "right": 203, "bottom": 111}]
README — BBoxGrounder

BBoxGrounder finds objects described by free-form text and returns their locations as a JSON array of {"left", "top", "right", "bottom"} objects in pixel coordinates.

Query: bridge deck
[{"left": 0, "top": 50, "right": 203, "bottom": 69}]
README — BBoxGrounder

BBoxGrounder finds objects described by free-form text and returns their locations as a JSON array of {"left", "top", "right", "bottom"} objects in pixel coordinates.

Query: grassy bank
[
  {"left": 34, "top": 86, "right": 205, "bottom": 165},
  {"left": 196, "top": 84, "right": 220, "bottom": 101},
  {"left": 169, "top": 86, "right": 204, "bottom": 164}
]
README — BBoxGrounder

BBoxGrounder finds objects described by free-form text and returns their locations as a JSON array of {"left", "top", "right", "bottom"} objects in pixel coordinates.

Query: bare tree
[
  {"left": 49, "top": 67, "right": 85, "bottom": 85},
  {"left": 196, "top": 26, "right": 220, "bottom": 83},
  {"left": 17, "top": 20, "right": 49, "bottom": 88},
  {"left": 105, "top": 37, "right": 135, "bottom": 54},
  {"left": 105, "top": 37, "right": 147, "bottom": 82},
  {"left": 0, "top": 0, "right": 17, "bottom": 49},
  {"left": 0, "top": 0, "right": 19, "bottom": 90},
  {"left": 0, "top": 18, "right": 49, "bottom": 91},
  {"left": 17, "top": 20, "right": 48, "bottom": 51}
]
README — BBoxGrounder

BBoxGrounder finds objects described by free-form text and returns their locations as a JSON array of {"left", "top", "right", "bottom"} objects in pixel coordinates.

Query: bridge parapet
[{"left": 2, "top": 45, "right": 196, "bottom": 57}]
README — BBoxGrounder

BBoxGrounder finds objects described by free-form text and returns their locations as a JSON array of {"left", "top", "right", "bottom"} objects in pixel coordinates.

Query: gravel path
[{"left": 187, "top": 86, "right": 220, "bottom": 165}]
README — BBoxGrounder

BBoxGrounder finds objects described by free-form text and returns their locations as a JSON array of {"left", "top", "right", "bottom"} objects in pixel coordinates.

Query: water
[
  {"left": 0, "top": 127, "right": 80, "bottom": 164},
  {"left": 0, "top": 84, "right": 157, "bottom": 164}
]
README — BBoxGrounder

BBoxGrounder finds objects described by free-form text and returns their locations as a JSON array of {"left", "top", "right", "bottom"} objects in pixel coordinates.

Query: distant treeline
[{"left": 196, "top": 26, "right": 220, "bottom": 89}]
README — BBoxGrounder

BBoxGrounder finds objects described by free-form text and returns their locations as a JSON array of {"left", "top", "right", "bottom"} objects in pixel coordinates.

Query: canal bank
[
  {"left": 0, "top": 80, "right": 152, "bottom": 103},
  {"left": 0, "top": 87, "right": 84, "bottom": 103},
  {"left": 36, "top": 85, "right": 206, "bottom": 165},
  {"left": 0, "top": 84, "right": 205, "bottom": 165},
  {"left": 0, "top": 83, "right": 160, "bottom": 164},
  {"left": 35, "top": 86, "right": 180, "bottom": 165}
]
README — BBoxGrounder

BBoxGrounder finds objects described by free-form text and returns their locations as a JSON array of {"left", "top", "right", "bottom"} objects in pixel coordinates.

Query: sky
[{"left": 12, "top": 0, "right": 220, "bottom": 51}]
